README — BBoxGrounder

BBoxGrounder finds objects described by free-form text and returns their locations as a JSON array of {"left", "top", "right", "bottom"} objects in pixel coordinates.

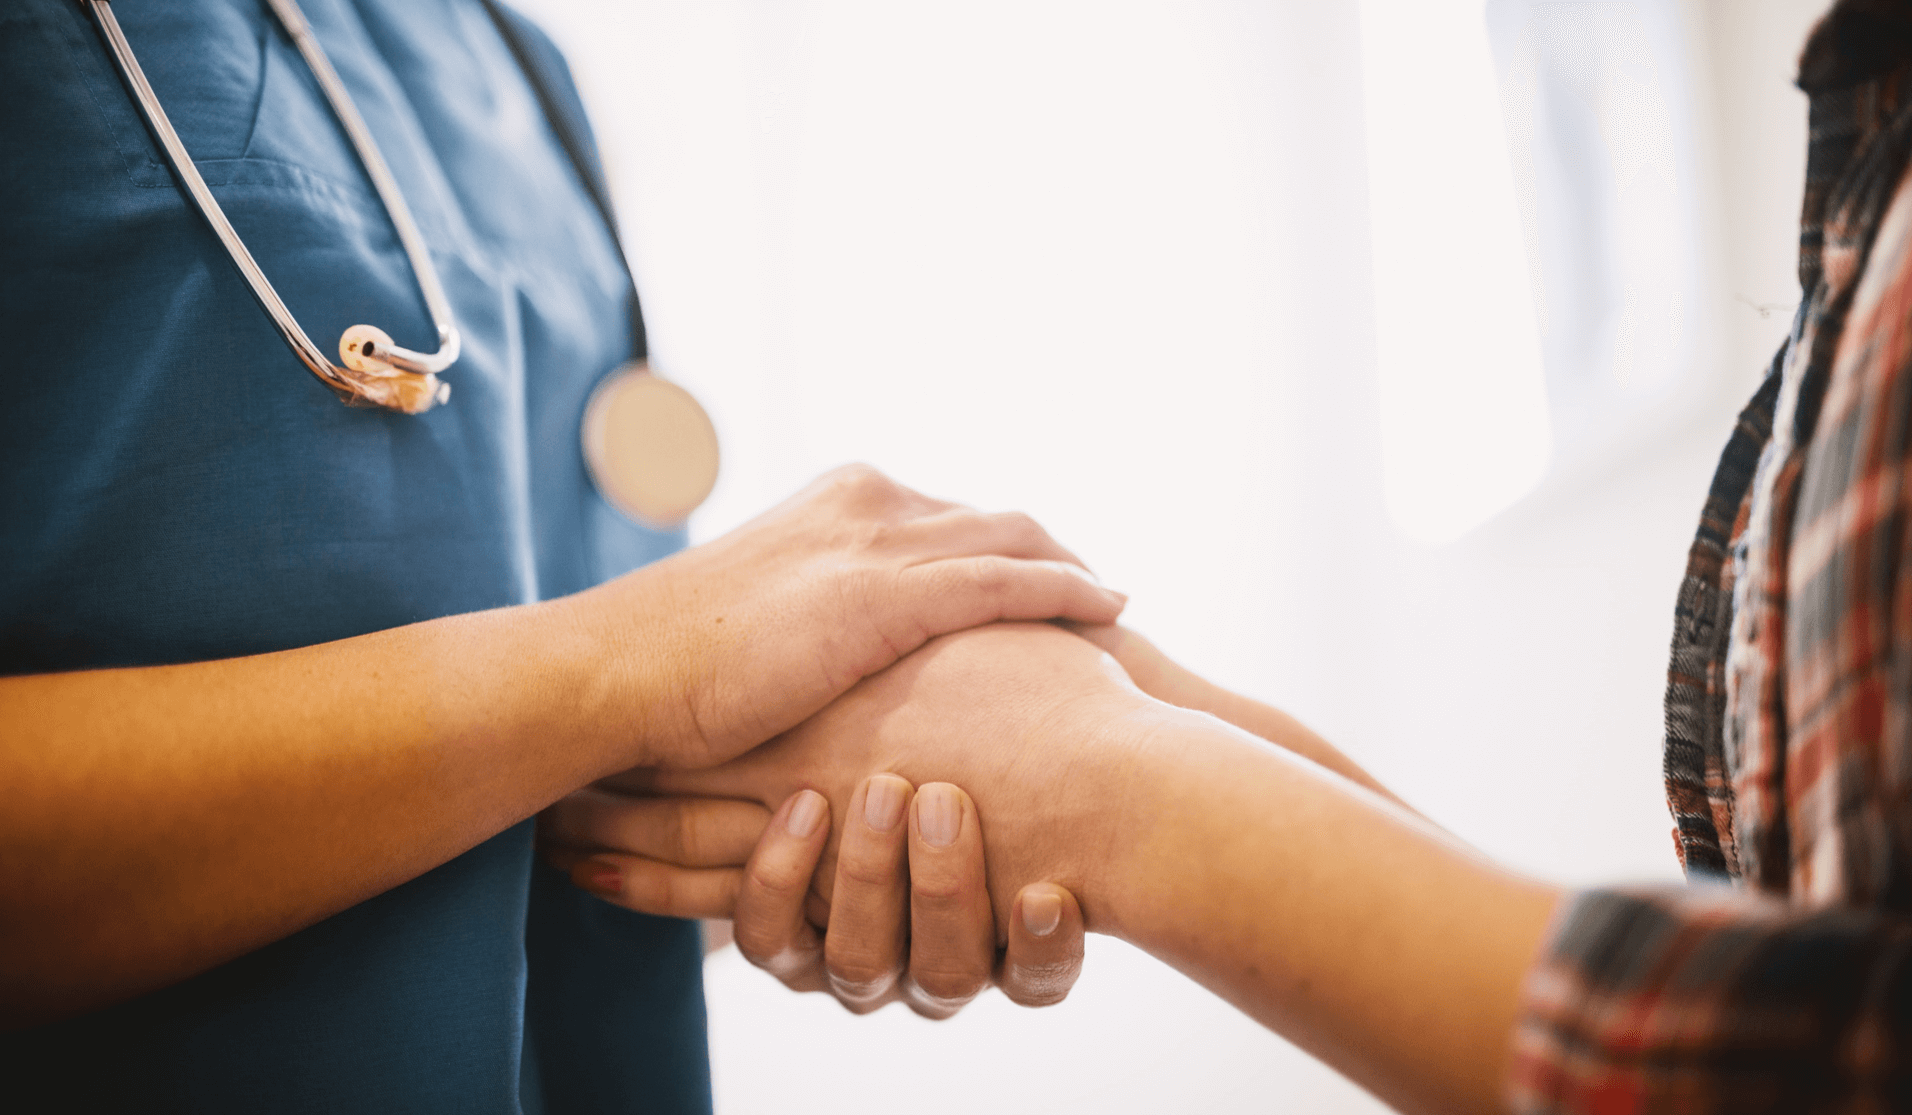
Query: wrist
[
  {"left": 1071, "top": 699, "right": 1338, "bottom": 948},
  {"left": 537, "top": 573, "right": 690, "bottom": 773},
  {"left": 1053, "top": 696, "right": 1217, "bottom": 938}
]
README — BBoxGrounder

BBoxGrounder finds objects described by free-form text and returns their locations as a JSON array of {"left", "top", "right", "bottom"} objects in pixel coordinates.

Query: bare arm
[
  {"left": 657, "top": 624, "right": 1557, "bottom": 1114},
  {"left": 0, "top": 467, "right": 1124, "bottom": 1029},
  {"left": 1094, "top": 708, "right": 1559, "bottom": 1114},
  {"left": 0, "top": 598, "right": 618, "bottom": 1029}
]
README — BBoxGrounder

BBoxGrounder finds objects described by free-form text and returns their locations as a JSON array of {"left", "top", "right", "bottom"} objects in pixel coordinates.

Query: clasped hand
[
  {"left": 540, "top": 467, "right": 1135, "bottom": 1017},
  {"left": 542, "top": 771, "right": 1087, "bottom": 1016},
  {"left": 545, "top": 624, "right": 1145, "bottom": 1016}
]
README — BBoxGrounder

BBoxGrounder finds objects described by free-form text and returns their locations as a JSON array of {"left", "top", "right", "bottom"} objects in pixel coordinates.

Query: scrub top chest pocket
[{"left": 81, "top": 0, "right": 717, "bottom": 524}]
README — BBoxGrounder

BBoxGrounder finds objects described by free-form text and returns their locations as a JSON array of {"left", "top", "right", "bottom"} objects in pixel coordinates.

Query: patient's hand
[
  {"left": 635, "top": 622, "right": 1162, "bottom": 937},
  {"left": 540, "top": 775, "right": 1086, "bottom": 1015}
]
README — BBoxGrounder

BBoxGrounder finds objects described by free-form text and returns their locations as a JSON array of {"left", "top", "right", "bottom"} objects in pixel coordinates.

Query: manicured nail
[
  {"left": 582, "top": 862, "right": 622, "bottom": 898},
  {"left": 785, "top": 789, "right": 827, "bottom": 838},
  {"left": 917, "top": 783, "right": 962, "bottom": 847},
  {"left": 863, "top": 775, "right": 908, "bottom": 833},
  {"left": 1022, "top": 890, "right": 1063, "bottom": 937}
]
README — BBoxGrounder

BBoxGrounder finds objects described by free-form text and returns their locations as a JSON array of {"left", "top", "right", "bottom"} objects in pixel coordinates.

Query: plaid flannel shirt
[{"left": 1506, "top": 3, "right": 1912, "bottom": 1111}]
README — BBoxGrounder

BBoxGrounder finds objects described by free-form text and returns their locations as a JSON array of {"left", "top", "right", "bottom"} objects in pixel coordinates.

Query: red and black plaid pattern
[{"left": 1509, "top": 4, "right": 1912, "bottom": 1110}]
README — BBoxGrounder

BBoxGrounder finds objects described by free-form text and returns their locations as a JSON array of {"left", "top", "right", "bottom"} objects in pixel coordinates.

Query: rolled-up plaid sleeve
[{"left": 1506, "top": 885, "right": 1912, "bottom": 1113}]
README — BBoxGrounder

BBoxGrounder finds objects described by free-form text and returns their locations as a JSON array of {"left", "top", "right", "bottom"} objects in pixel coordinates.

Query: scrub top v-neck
[{"left": 0, "top": 1, "right": 710, "bottom": 1110}]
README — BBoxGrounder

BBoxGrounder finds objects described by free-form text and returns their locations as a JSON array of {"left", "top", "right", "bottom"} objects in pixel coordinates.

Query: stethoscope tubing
[
  {"left": 81, "top": 0, "right": 459, "bottom": 410},
  {"left": 260, "top": 0, "right": 459, "bottom": 375}
]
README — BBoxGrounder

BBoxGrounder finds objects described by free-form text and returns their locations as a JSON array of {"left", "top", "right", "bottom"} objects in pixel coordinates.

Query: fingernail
[
  {"left": 785, "top": 789, "right": 827, "bottom": 838},
  {"left": 582, "top": 862, "right": 622, "bottom": 898},
  {"left": 1022, "top": 890, "right": 1063, "bottom": 937},
  {"left": 917, "top": 783, "right": 962, "bottom": 847},
  {"left": 863, "top": 775, "right": 908, "bottom": 833}
]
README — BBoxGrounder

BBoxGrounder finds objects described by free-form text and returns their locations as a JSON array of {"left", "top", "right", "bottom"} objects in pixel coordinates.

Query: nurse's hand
[
  {"left": 563, "top": 465, "right": 1126, "bottom": 771},
  {"left": 539, "top": 780, "right": 1086, "bottom": 1015}
]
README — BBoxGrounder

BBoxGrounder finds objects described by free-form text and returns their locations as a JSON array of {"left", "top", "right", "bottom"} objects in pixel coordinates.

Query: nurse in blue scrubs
[{"left": 0, "top": 2, "right": 1115, "bottom": 1110}]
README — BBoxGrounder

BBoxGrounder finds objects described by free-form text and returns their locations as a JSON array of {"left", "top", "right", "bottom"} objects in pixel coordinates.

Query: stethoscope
[{"left": 80, "top": 0, "right": 719, "bottom": 529}]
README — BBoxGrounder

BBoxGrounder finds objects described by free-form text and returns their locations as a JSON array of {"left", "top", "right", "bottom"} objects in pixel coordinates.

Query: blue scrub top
[{"left": 0, "top": 1, "right": 711, "bottom": 1111}]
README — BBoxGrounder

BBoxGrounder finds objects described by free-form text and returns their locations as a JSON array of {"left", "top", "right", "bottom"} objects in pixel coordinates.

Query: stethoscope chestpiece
[{"left": 581, "top": 362, "right": 720, "bottom": 529}]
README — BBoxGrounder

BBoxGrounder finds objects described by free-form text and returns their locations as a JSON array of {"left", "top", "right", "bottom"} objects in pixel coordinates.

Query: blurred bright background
[{"left": 513, "top": 1, "right": 1823, "bottom": 1110}]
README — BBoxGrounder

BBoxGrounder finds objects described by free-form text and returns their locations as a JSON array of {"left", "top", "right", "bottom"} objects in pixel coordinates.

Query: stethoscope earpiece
[{"left": 340, "top": 324, "right": 397, "bottom": 373}]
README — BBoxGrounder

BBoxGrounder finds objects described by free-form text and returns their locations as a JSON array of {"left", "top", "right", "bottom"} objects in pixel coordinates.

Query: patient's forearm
[
  {"left": 1176, "top": 682, "right": 1409, "bottom": 811},
  {"left": 1093, "top": 708, "right": 1559, "bottom": 1115}
]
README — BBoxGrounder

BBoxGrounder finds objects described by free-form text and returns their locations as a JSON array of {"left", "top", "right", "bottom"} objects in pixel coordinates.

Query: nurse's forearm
[
  {"left": 0, "top": 596, "right": 633, "bottom": 1030},
  {"left": 1094, "top": 711, "right": 1560, "bottom": 1114},
  {"left": 0, "top": 468, "right": 1126, "bottom": 1029}
]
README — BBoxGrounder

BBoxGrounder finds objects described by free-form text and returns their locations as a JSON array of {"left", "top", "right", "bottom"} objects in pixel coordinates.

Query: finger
[
  {"left": 1054, "top": 619, "right": 1124, "bottom": 654},
  {"left": 890, "top": 508, "right": 1089, "bottom": 569},
  {"left": 904, "top": 556, "right": 1127, "bottom": 630},
  {"left": 637, "top": 737, "right": 796, "bottom": 804},
  {"left": 542, "top": 789, "right": 771, "bottom": 867},
  {"left": 997, "top": 883, "right": 1086, "bottom": 1008},
  {"left": 642, "top": 758, "right": 775, "bottom": 802},
  {"left": 822, "top": 775, "right": 915, "bottom": 1010},
  {"left": 902, "top": 783, "right": 996, "bottom": 1019},
  {"left": 732, "top": 789, "right": 832, "bottom": 990},
  {"left": 594, "top": 767, "right": 660, "bottom": 795},
  {"left": 565, "top": 853, "right": 745, "bottom": 919}
]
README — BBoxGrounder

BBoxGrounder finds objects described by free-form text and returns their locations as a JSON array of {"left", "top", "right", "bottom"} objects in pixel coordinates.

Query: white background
[{"left": 512, "top": 2, "right": 1827, "bottom": 1111}]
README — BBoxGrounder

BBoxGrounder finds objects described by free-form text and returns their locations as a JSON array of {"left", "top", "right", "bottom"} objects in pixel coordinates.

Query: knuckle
[
  {"left": 835, "top": 849, "right": 904, "bottom": 891},
  {"left": 669, "top": 801, "right": 706, "bottom": 865},
  {"left": 830, "top": 462, "right": 890, "bottom": 499},
  {"left": 744, "top": 858, "right": 809, "bottom": 902},
  {"left": 966, "top": 554, "right": 1013, "bottom": 597},
  {"left": 824, "top": 929, "right": 903, "bottom": 981},
  {"left": 999, "top": 510, "right": 1043, "bottom": 546},
  {"left": 619, "top": 866, "right": 671, "bottom": 913},
  {"left": 910, "top": 876, "right": 972, "bottom": 909}
]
